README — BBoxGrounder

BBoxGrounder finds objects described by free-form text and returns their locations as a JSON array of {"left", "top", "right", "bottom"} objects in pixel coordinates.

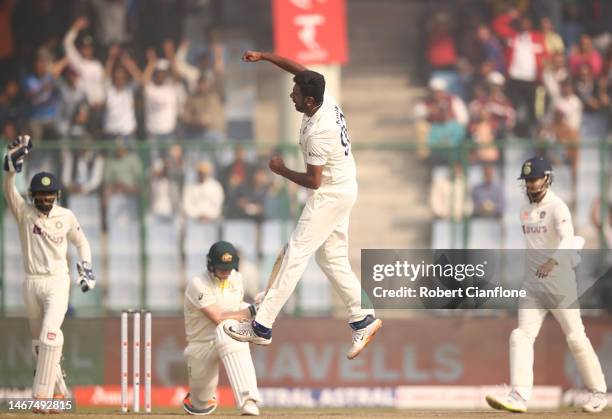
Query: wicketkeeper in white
[
  {"left": 3, "top": 135, "right": 95, "bottom": 404},
  {"left": 486, "top": 157, "right": 607, "bottom": 414},
  {"left": 225, "top": 51, "right": 382, "bottom": 360},
  {"left": 183, "top": 241, "right": 261, "bottom": 416}
]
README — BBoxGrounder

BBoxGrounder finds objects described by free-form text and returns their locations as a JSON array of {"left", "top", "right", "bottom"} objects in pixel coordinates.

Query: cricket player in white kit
[
  {"left": 486, "top": 157, "right": 607, "bottom": 413},
  {"left": 183, "top": 241, "right": 261, "bottom": 416},
  {"left": 3, "top": 135, "right": 96, "bottom": 409},
  {"left": 225, "top": 51, "right": 382, "bottom": 360}
]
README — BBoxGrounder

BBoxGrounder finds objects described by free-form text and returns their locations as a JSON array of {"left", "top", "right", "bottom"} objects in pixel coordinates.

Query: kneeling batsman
[{"left": 182, "top": 241, "right": 261, "bottom": 416}]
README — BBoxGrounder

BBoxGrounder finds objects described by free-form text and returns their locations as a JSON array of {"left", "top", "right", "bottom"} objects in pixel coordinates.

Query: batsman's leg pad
[
  {"left": 566, "top": 332, "right": 607, "bottom": 393},
  {"left": 509, "top": 328, "right": 535, "bottom": 401},
  {"left": 215, "top": 321, "right": 261, "bottom": 407},
  {"left": 33, "top": 328, "right": 63, "bottom": 399}
]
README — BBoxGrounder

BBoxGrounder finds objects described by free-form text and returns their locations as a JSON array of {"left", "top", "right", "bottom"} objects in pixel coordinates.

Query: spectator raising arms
[
  {"left": 142, "top": 47, "right": 183, "bottom": 160},
  {"left": 103, "top": 45, "right": 140, "bottom": 141},
  {"left": 63, "top": 17, "right": 105, "bottom": 137},
  {"left": 493, "top": 11, "right": 548, "bottom": 137}
]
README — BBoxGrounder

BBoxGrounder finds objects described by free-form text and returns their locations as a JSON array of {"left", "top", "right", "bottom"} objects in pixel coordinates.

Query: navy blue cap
[
  {"left": 518, "top": 157, "right": 553, "bottom": 180},
  {"left": 29, "top": 172, "right": 60, "bottom": 193}
]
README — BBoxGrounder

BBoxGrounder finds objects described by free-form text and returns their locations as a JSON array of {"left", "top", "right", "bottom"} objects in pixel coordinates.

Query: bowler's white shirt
[
  {"left": 184, "top": 270, "right": 244, "bottom": 346},
  {"left": 3, "top": 172, "right": 91, "bottom": 277},
  {"left": 299, "top": 93, "right": 357, "bottom": 192}
]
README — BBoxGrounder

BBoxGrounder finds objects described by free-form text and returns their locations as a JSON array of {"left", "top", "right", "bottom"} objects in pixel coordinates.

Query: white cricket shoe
[
  {"left": 224, "top": 320, "right": 272, "bottom": 345},
  {"left": 241, "top": 399, "right": 260, "bottom": 416},
  {"left": 347, "top": 318, "right": 382, "bottom": 360},
  {"left": 486, "top": 390, "right": 527, "bottom": 413},
  {"left": 582, "top": 391, "right": 607, "bottom": 413}
]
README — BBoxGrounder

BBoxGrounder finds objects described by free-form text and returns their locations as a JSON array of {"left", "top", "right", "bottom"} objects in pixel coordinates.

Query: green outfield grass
[{"left": 1, "top": 406, "right": 609, "bottom": 418}]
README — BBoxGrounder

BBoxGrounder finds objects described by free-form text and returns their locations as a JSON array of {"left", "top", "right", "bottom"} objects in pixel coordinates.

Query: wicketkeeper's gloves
[
  {"left": 4, "top": 135, "right": 32, "bottom": 173},
  {"left": 77, "top": 261, "right": 96, "bottom": 292}
]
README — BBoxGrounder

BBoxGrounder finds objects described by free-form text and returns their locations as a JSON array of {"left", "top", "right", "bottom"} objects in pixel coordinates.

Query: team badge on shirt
[{"left": 539, "top": 211, "right": 546, "bottom": 219}]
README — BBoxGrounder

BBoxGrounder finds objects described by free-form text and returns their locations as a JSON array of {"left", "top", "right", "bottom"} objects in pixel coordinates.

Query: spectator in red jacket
[
  {"left": 426, "top": 11, "right": 458, "bottom": 71},
  {"left": 493, "top": 11, "right": 547, "bottom": 137}
]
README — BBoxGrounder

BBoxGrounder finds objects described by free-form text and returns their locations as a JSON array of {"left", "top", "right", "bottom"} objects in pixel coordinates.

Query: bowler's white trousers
[{"left": 255, "top": 184, "right": 375, "bottom": 328}]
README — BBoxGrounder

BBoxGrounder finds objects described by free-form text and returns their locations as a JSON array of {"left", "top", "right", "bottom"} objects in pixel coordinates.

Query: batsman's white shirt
[
  {"left": 3, "top": 172, "right": 91, "bottom": 277},
  {"left": 299, "top": 93, "right": 357, "bottom": 192},
  {"left": 184, "top": 271, "right": 244, "bottom": 353}
]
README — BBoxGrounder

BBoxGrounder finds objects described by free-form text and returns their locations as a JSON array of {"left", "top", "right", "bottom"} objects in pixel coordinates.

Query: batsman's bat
[{"left": 256, "top": 244, "right": 287, "bottom": 303}]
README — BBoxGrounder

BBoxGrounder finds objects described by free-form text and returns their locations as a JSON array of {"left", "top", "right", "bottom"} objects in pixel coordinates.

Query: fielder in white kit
[
  {"left": 225, "top": 51, "right": 382, "bottom": 360},
  {"left": 3, "top": 135, "right": 95, "bottom": 406},
  {"left": 183, "top": 241, "right": 261, "bottom": 416},
  {"left": 486, "top": 157, "right": 607, "bottom": 413}
]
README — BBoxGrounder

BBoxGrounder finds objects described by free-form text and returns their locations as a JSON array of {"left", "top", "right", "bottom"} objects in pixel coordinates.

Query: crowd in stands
[
  {"left": 418, "top": 1, "right": 612, "bottom": 234},
  {"left": 0, "top": 0, "right": 288, "bottom": 253}
]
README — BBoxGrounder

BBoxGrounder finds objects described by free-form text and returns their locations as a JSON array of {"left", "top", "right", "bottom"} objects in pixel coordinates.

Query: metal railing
[{"left": 0, "top": 137, "right": 610, "bottom": 315}]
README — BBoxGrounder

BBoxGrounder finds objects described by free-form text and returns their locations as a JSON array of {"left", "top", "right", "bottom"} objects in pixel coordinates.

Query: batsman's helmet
[
  {"left": 29, "top": 172, "right": 60, "bottom": 193},
  {"left": 207, "top": 241, "right": 239, "bottom": 272},
  {"left": 517, "top": 156, "right": 553, "bottom": 181}
]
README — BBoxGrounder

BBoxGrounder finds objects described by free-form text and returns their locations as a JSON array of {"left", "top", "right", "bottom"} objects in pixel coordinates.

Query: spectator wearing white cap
[
  {"left": 414, "top": 77, "right": 468, "bottom": 162},
  {"left": 142, "top": 48, "right": 185, "bottom": 160}
]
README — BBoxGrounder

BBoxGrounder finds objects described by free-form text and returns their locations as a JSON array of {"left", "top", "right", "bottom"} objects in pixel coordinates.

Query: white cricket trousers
[
  {"left": 510, "top": 296, "right": 606, "bottom": 400},
  {"left": 256, "top": 184, "right": 375, "bottom": 328},
  {"left": 23, "top": 274, "right": 70, "bottom": 398},
  {"left": 185, "top": 322, "right": 261, "bottom": 409},
  {"left": 23, "top": 274, "right": 70, "bottom": 346}
]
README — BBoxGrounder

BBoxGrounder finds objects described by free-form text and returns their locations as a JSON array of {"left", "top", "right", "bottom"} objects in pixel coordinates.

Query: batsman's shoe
[
  {"left": 241, "top": 399, "right": 260, "bottom": 416},
  {"left": 582, "top": 391, "right": 607, "bottom": 413},
  {"left": 182, "top": 393, "right": 217, "bottom": 415},
  {"left": 486, "top": 390, "right": 527, "bottom": 413},
  {"left": 224, "top": 320, "right": 272, "bottom": 345},
  {"left": 347, "top": 317, "right": 382, "bottom": 360}
]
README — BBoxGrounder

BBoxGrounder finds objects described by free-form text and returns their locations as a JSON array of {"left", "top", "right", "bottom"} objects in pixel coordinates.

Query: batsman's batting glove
[
  {"left": 77, "top": 261, "right": 96, "bottom": 292},
  {"left": 3, "top": 135, "right": 32, "bottom": 173}
]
